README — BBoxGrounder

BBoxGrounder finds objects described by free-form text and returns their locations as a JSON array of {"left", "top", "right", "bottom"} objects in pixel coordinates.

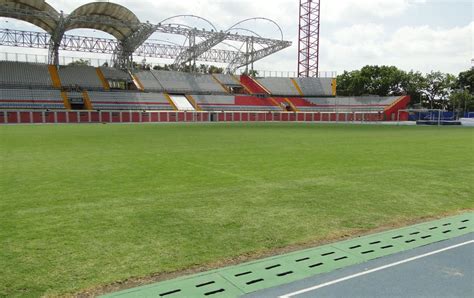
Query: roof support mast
[{"left": 297, "top": 0, "right": 321, "bottom": 77}]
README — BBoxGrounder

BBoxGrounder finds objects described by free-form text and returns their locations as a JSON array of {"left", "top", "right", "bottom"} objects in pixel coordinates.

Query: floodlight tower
[{"left": 297, "top": 0, "right": 321, "bottom": 77}]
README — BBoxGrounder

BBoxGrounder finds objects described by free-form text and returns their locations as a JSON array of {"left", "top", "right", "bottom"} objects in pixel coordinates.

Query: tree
[
  {"left": 68, "top": 59, "right": 90, "bottom": 66},
  {"left": 336, "top": 65, "right": 407, "bottom": 96},
  {"left": 421, "top": 71, "right": 456, "bottom": 110},
  {"left": 401, "top": 71, "right": 427, "bottom": 107},
  {"left": 208, "top": 65, "right": 224, "bottom": 74},
  {"left": 456, "top": 69, "right": 474, "bottom": 94},
  {"left": 450, "top": 90, "right": 474, "bottom": 115}
]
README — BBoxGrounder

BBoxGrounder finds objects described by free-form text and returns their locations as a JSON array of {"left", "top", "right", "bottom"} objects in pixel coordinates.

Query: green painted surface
[
  {"left": 104, "top": 212, "right": 473, "bottom": 298},
  {"left": 110, "top": 273, "right": 244, "bottom": 298}
]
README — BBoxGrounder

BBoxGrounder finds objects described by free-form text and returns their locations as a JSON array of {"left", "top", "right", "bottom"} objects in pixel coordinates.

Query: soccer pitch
[{"left": 1, "top": 123, "right": 473, "bottom": 296}]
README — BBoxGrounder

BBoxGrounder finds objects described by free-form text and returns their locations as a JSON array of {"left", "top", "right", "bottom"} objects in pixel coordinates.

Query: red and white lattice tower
[{"left": 297, "top": 0, "right": 321, "bottom": 77}]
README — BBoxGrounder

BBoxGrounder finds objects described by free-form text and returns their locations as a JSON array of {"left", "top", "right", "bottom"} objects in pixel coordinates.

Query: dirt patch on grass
[{"left": 74, "top": 209, "right": 472, "bottom": 297}]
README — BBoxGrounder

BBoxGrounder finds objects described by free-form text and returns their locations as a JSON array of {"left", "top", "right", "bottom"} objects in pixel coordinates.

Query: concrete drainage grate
[
  {"left": 219, "top": 244, "right": 362, "bottom": 293},
  {"left": 108, "top": 273, "right": 243, "bottom": 297},
  {"left": 414, "top": 216, "right": 473, "bottom": 239},
  {"left": 103, "top": 213, "right": 473, "bottom": 298}
]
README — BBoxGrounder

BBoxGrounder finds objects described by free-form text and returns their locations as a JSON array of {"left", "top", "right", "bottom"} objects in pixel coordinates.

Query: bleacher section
[
  {"left": 134, "top": 71, "right": 163, "bottom": 91},
  {"left": 294, "top": 77, "right": 334, "bottom": 97},
  {"left": 192, "top": 95, "right": 281, "bottom": 111},
  {"left": 0, "top": 61, "right": 53, "bottom": 88},
  {"left": 305, "top": 96, "right": 400, "bottom": 112},
  {"left": 0, "top": 61, "right": 412, "bottom": 122},
  {"left": 257, "top": 78, "right": 300, "bottom": 96},
  {"left": 99, "top": 67, "right": 131, "bottom": 82},
  {"left": 0, "top": 88, "right": 64, "bottom": 109},
  {"left": 58, "top": 65, "right": 104, "bottom": 90},
  {"left": 151, "top": 71, "right": 227, "bottom": 94},
  {"left": 213, "top": 74, "right": 241, "bottom": 87},
  {"left": 87, "top": 91, "right": 174, "bottom": 110}
]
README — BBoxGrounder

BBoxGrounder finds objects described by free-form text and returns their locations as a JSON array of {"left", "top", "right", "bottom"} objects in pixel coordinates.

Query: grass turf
[{"left": 1, "top": 123, "right": 473, "bottom": 296}]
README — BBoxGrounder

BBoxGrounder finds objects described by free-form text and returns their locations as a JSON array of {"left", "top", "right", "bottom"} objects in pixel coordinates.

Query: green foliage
[
  {"left": 337, "top": 66, "right": 406, "bottom": 96},
  {"left": 67, "top": 59, "right": 90, "bottom": 66},
  {"left": 1, "top": 124, "right": 473, "bottom": 296},
  {"left": 456, "top": 69, "right": 474, "bottom": 94},
  {"left": 337, "top": 65, "right": 472, "bottom": 111},
  {"left": 450, "top": 89, "right": 474, "bottom": 113},
  {"left": 421, "top": 71, "right": 457, "bottom": 109}
]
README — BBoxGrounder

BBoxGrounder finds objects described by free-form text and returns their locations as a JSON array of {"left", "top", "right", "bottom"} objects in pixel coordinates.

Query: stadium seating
[
  {"left": 58, "top": 65, "right": 104, "bottom": 90},
  {"left": 213, "top": 74, "right": 241, "bottom": 87},
  {"left": 192, "top": 94, "right": 281, "bottom": 111},
  {"left": 294, "top": 77, "right": 333, "bottom": 96},
  {"left": 0, "top": 61, "right": 412, "bottom": 121},
  {"left": 0, "top": 88, "right": 64, "bottom": 109},
  {"left": 99, "top": 67, "right": 131, "bottom": 82},
  {"left": 257, "top": 78, "right": 300, "bottom": 96},
  {"left": 151, "top": 71, "right": 227, "bottom": 94},
  {"left": 0, "top": 61, "right": 53, "bottom": 88},
  {"left": 88, "top": 91, "right": 174, "bottom": 110},
  {"left": 134, "top": 70, "right": 164, "bottom": 91},
  {"left": 305, "top": 96, "right": 399, "bottom": 112},
  {"left": 240, "top": 75, "right": 269, "bottom": 94}
]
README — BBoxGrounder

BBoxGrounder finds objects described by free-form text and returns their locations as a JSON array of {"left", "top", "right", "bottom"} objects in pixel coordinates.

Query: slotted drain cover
[
  {"left": 381, "top": 227, "right": 445, "bottom": 249},
  {"left": 103, "top": 213, "right": 473, "bottom": 298},
  {"left": 414, "top": 215, "right": 473, "bottom": 239},
  {"left": 332, "top": 234, "right": 403, "bottom": 261},
  {"left": 107, "top": 273, "right": 242, "bottom": 298},
  {"left": 219, "top": 244, "right": 362, "bottom": 293}
]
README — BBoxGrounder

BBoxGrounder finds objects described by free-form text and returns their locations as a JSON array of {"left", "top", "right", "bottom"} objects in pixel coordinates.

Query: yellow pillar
[
  {"left": 48, "top": 65, "right": 62, "bottom": 89},
  {"left": 96, "top": 68, "right": 110, "bottom": 91},
  {"left": 82, "top": 91, "right": 94, "bottom": 110},
  {"left": 185, "top": 95, "right": 202, "bottom": 111},
  {"left": 61, "top": 91, "right": 71, "bottom": 110},
  {"left": 164, "top": 93, "right": 178, "bottom": 111}
]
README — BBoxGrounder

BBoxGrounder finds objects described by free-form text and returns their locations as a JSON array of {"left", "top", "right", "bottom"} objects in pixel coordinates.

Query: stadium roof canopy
[
  {"left": 0, "top": 0, "right": 60, "bottom": 33},
  {"left": 65, "top": 2, "right": 141, "bottom": 40}
]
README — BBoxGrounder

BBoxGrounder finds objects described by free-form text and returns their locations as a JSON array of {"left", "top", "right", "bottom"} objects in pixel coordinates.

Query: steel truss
[
  {"left": 0, "top": 6, "right": 291, "bottom": 72},
  {"left": 298, "top": 0, "right": 321, "bottom": 77}
]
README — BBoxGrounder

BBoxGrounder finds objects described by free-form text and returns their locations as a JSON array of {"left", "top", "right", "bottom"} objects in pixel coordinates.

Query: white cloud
[
  {"left": 321, "top": 22, "right": 473, "bottom": 74},
  {"left": 0, "top": 0, "right": 472, "bottom": 74},
  {"left": 323, "top": 0, "right": 411, "bottom": 23}
]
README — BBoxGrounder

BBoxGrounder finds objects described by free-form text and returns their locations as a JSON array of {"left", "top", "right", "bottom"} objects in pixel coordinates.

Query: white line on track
[{"left": 280, "top": 240, "right": 474, "bottom": 298}]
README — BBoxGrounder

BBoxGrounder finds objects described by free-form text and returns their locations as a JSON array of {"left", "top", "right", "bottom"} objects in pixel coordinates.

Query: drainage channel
[{"left": 103, "top": 212, "right": 473, "bottom": 298}]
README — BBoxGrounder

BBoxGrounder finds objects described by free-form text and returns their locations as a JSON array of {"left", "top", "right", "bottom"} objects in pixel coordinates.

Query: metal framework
[
  {"left": 0, "top": 28, "right": 246, "bottom": 64},
  {"left": 297, "top": 0, "right": 321, "bottom": 77},
  {"left": 0, "top": 2, "right": 291, "bottom": 72}
]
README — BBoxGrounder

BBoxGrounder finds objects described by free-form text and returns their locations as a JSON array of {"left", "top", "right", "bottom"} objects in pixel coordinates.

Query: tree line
[{"left": 336, "top": 65, "right": 474, "bottom": 113}]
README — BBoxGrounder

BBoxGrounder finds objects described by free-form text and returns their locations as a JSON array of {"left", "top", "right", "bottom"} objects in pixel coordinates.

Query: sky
[{"left": 0, "top": 0, "right": 472, "bottom": 75}]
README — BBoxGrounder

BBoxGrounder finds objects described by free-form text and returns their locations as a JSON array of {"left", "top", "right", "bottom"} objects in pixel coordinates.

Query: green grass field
[{"left": 1, "top": 123, "right": 473, "bottom": 296}]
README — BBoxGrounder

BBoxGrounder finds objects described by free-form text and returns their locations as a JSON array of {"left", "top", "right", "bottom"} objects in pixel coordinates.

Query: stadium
[{"left": 0, "top": 0, "right": 473, "bottom": 297}]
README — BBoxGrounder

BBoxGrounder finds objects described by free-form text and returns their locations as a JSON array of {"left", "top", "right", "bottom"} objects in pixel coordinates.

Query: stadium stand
[
  {"left": 58, "top": 65, "right": 104, "bottom": 90},
  {"left": 240, "top": 75, "right": 269, "bottom": 94},
  {"left": 294, "top": 77, "right": 334, "bottom": 96},
  {"left": 305, "top": 96, "right": 400, "bottom": 112},
  {"left": 133, "top": 70, "right": 164, "bottom": 91},
  {"left": 99, "top": 67, "right": 131, "bottom": 82},
  {"left": 0, "top": 61, "right": 412, "bottom": 124},
  {"left": 0, "top": 88, "right": 64, "bottom": 109},
  {"left": 0, "top": 61, "right": 53, "bottom": 88},
  {"left": 87, "top": 91, "right": 174, "bottom": 110},
  {"left": 213, "top": 74, "right": 241, "bottom": 87},
  {"left": 257, "top": 78, "right": 300, "bottom": 96},
  {"left": 192, "top": 94, "right": 281, "bottom": 111},
  {"left": 151, "top": 71, "right": 227, "bottom": 94}
]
